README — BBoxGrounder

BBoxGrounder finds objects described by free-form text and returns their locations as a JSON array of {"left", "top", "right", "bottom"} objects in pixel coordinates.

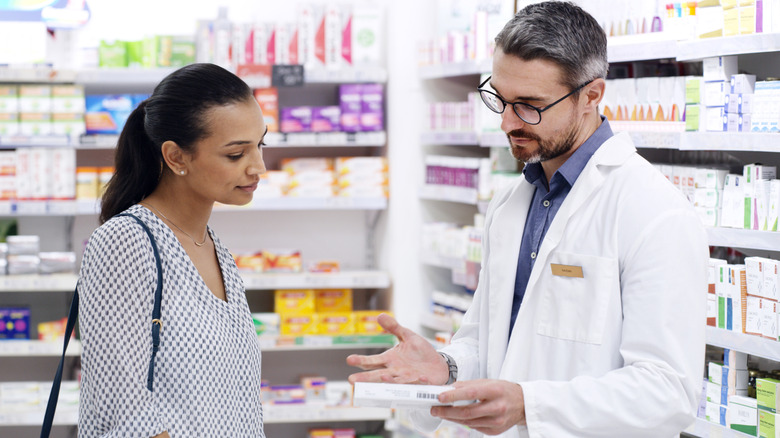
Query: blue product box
[
  {"left": 85, "top": 94, "right": 136, "bottom": 135},
  {"left": 0, "top": 307, "right": 30, "bottom": 339}
]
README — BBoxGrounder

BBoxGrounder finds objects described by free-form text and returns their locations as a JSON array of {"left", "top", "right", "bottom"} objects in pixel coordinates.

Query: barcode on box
[{"left": 417, "top": 392, "right": 438, "bottom": 400}]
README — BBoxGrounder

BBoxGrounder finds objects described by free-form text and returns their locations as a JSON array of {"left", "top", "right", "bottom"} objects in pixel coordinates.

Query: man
[{"left": 347, "top": 2, "right": 708, "bottom": 437}]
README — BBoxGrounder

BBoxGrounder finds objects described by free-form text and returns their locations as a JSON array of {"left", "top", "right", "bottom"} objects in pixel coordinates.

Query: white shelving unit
[
  {"left": 684, "top": 417, "right": 754, "bottom": 438},
  {"left": 706, "top": 228, "right": 780, "bottom": 252},
  {"left": 420, "top": 132, "right": 479, "bottom": 146},
  {"left": 0, "top": 406, "right": 393, "bottom": 427},
  {"left": 0, "top": 271, "right": 389, "bottom": 292},
  {"left": 705, "top": 327, "right": 780, "bottom": 362},
  {"left": 607, "top": 34, "right": 678, "bottom": 62},
  {"left": 418, "top": 59, "right": 492, "bottom": 79},
  {"left": 620, "top": 130, "right": 780, "bottom": 152},
  {"left": 676, "top": 33, "right": 780, "bottom": 61},
  {"left": 419, "top": 185, "right": 478, "bottom": 205}
]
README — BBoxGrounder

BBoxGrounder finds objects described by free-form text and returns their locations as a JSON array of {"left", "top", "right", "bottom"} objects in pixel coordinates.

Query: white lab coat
[{"left": 414, "top": 132, "right": 709, "bottom": 437}]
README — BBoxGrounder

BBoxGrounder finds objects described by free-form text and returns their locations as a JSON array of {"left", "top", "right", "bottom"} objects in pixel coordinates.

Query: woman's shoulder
[{"left": 87, "top": 205, "right": 157, "bottom": 253}]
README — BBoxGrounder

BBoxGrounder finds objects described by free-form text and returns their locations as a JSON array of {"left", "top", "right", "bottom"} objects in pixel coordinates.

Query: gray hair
[{"left": 495, "top": 1, "right": 608, "bottom": 92}]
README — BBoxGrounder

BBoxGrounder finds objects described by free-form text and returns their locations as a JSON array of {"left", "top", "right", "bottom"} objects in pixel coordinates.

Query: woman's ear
[{"left": 160, "top": 140, "right": 189, "bottom": 176}]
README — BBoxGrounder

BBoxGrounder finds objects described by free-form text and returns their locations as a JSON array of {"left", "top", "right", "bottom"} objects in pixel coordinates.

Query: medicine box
[
  {"left": 353, "top": 382, "right": 455, "bottom": 408},
  {"left": 729, "top": 394, "right": 758, "bottom": 435},
  {"left": 315, "top": 312, "right": 355, "bottom": 335},
  {"left": 85, "top": 94, "right": 135, "bottom": 135},
  {"left": 760, "top": 409, "right": 780, "bottom": 438},
  {"left": 0, "top": 307, "right": 30, "bottom": 339},
  {"left": 315, "top": 289, "right": 353, "bottom": 312},
  {"left": 709, "top": 362, "right": 749, "bottom": 388},
  {"left": 758, "top": 378, "right": 780, "bottom": 412},
  {"left": 706, "top": 401, "right": 728, "bottom": 426},
  {"left": 354, "top": 310, "right": 388, "bottom": 334},
  {"left": 274, "top": 289, "right": 315, "bottom": 314},
  {"left": 279, "top": 313, "right": 316, "bottom": 336}
]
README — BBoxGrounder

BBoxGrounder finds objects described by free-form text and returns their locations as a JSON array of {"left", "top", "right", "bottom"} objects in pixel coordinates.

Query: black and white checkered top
[{"left": 78, "top": 204, "right": 264, "bottom": 437}]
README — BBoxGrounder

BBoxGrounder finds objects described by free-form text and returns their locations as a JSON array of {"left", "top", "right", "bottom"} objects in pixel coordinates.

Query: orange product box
[
  {"left": 308, "top": 429, "right": 355, "bottom": 438},
  {"left": 234, "top": 252, "right": 265, "bottom": 272},
  {"left": 354, "top": 310, "right": 391, "bottom": 334},
  {"left": 254, "top": 88, "right": 279, "bottom": 133},
  {"left": 281, "top": 157, "right": 334, "bottom": 174},
  {"left": 315, "top": 312, "right": 355, "bottom": 335},
  {"left": 315, "top": 289, "right": 352, "bottom": 312},
  {"left": 275, "top": 289, "right": 315, "bottom": 314},
  {"left": 263, "top": 249, "right": 302, "bottom": 273},
  {"left": 335, "top": 157, "right": 388, "bottom": 175},
  {"left": 308, "top": 260, "right": 340, "bottom": 273},
  {"left": 38, "top": 317, "right": 71, "bottom": 342},
  {"left": 279, "top": 313, "right": 317, "bottom": 335}
]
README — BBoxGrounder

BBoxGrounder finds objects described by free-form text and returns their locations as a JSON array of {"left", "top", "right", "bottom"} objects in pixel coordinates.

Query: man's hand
[
  {"left": 346, "top": 313, "right": 449, "bottom": 385},
  {"left": 431, "top": 379, "right": 526, "bottom": 436}
]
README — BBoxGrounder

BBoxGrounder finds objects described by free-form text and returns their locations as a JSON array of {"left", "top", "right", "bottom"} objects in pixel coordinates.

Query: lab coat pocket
[{"left": 536, "top": 252, "right": 618, "bottom": 344}]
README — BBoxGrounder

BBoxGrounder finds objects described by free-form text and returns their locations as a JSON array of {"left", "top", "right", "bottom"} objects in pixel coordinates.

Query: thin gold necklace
[{"left": 141, "top": 202, "right": 208, "bottom": 247}]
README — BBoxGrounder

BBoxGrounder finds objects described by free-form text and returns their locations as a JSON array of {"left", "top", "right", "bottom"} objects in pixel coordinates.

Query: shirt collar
[{"left": 523, "top": 117, "right": 613, "bottom": 189}]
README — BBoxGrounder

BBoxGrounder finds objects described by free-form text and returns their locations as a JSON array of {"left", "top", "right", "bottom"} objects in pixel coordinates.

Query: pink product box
[
  {"left": 360, "top": 83, "right": 384, "bottom": 131},
  {"left": 339, "top": 84, "right": 362, "bottom": 133},
  {"left": 426, "top": 166, "right": 478, "bottom": 188},
  {"left": 280, "top": 107, "right": 312, "bottom": 133},
  {"left": 311, "top": 106, "right": 341, "bottom": 132}
]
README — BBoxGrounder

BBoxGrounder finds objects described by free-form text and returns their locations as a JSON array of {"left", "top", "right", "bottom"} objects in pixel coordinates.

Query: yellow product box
[
  {"left": 739, "top": 5, "right": 756, "bottom": 34},
  {"left": 316, "top": 312, "right": 355, "bottom": 335},
  {"left": 315, "top": 289, "right": 353, "bottom": 312},
  {"left": 274, "top": 289, "right": 315, "bottom": 314},
  {"left": 281, "top": 157, "right": 334, "bottom": 174},
  {"left": 76, "top": 167, "right": 99, "bottom": 200},
  {"left": 723, "top": 7, "right": 740, "bottom": 36},
  {"left": 263, "top": 250, "right": 302, "bottom": 272},
  {"left": 354, "top": 310, "right": 391, "bottom": 334},
  {"left": 337, "top": 172, "right": 389, "bottom": 188},
  {"left": 279, "top": 313, "right": 317, "bottom": 335}
]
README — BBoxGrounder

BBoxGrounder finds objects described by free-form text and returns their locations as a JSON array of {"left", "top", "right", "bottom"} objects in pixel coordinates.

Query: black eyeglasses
[{"left": 477, "top": 76, "right": 591, "bottom": 125}]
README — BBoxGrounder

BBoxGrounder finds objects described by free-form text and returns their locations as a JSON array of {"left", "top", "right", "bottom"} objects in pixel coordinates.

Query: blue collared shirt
[{"left": 508, "top": 118, "right": 614, "bottom": 337}]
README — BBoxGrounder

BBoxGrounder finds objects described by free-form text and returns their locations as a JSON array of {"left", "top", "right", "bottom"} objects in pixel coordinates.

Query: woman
[{"left": 78, "top": 63, "right": 267, "bottom": 437}]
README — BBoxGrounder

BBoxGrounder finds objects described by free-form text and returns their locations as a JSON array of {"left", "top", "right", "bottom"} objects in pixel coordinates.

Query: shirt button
[
  {"left": 531, "top": 252, "right": 537, "bottom": 259},
  {"left": 543, "top": 200, "right": 551, "bottom": 207}
]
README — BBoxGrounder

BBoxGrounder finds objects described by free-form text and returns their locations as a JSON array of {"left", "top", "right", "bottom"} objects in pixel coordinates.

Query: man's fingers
[
  {"left": 345, "top": 351, "right": 392, "bottom": 370},
  {"left": 377, "top": 313, "right": 416, "bottom": 343},
  {"left": 348, "top": 368, "right": 396, "bottom": 384}
]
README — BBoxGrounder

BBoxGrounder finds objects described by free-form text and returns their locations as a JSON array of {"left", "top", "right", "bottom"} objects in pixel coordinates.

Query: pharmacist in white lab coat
[{"left": 347, "top": 2, "right": 708, "bottom": 437}]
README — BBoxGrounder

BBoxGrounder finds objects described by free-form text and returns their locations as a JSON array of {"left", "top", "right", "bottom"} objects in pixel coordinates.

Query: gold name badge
[{"left": 550, "top": 264, "right": 584, "bottom": 278}]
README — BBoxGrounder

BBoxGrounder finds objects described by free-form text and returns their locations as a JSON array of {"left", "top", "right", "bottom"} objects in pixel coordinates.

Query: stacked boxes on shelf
[
  {"left": 603, "top": 76, "right": 686, "bottom": 127},
  {"left": 0, "top": 84, "right": 86, "bottom": 139},
  {"left": 257, "top": 157, "right": 388, "bottom": 199},
  {"left": 268, "top": 289, "right": 389, "bottom": 339},
  {"left": 85, "top": 94, "right": 148, "bottom": 135},
  {"left": 0, "top": 148, "right": 77, "bottom": 202},
  {"left": 98, "top": 35, "right": 196, "bottom": 68},
  {"left": 700, "top": 349, "right": 753, "bottom": 434},
  {"left": 0, "top": 381, "right": 79, "bottom": 420}
]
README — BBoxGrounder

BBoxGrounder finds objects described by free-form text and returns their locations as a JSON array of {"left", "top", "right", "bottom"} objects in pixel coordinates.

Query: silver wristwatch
[{"left": 439, "top": 352, "right": 458, "bottom": 385}]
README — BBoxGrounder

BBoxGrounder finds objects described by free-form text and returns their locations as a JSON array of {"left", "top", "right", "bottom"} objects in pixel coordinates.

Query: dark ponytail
[{"left": 99, "top": 63, "right": 254, "bottom": 223}]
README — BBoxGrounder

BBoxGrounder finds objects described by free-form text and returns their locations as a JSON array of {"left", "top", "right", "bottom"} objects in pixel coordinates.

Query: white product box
[
  {"left": 726, "top": 93, "right": 754, "bottom": 114},
  {"left": 51, "top": 148, "right": 75, "bottom": 200},
  {"left": 706, "top": 401, "right": 728, "bottom": 426},
  {"left": 353, "top": 382, "right": 460, "bottom": 408},
  {"left": 695, "top": 206, "right": 719, "bottom": 227},
  {"left": 762, "top": 299, "right": 778, "bottom": 340},
  {"left": 694, "top": 168, "right": 728, "bottom": 189},
  {"left": 51, "top": 85, "right": 85, "bottom": 113},
  {"left": 297, "top": 5, "right": 318, "bottom": 67},
  {"left": 694, "top": 188, "right": 720, "bottom": 208},
  {"left": 51, "top": 113, "right": 85, "bottom": 138},
  {"left": 252, "top": 22, "right": 273, "bottom": 66},
  {"left": 731, "top": 74, "right": 757, "bottom": 94},
  {"left": 728, "top": 395, "right": 758, "bottom": 436},
  {"left": 0, "top": 113, "right": 19, "bottom": 136},
  {"left": 0, "top": 85, "right": 19, "bottom": 113},
  {"left": 707, "top": 381, "right": 727, "bottom": 405},
  {"left": 709, "top": 362, "right": 749, "bottom": 389},
  {"left": 30, "top": 147, "right": 51, "bottom": 200},
  {"left": 770, "top": 180, "right": 780, "bottom": 231},
  {"left": 351, "top": 7, "right": 382, "bottom": 65},
  {"left": 729, "top": 265, "right": 747, "bottom": 333},
  {"left": 14, "top": 148, "right": 32, "bottom": 200},
  {"left": 705, "top": 106, "right": 726, "bottom": 131},
  {"left": 703, "top": 56, "right": 739, "bottom": 82},
  {"left": 19, "top": 113, "right": 52, "bottom": 136},
  {"left": 745, "top": 164, "right": 777, "bottom": 188},
  {"left": 18, "top": 85, "right": 51, "bottom": 113},
  {"left": 764, "top": 259, "right": 780, "bottom": 301},
  {"left": 746, "top": 295, "right": 763, "bottom": 336},
  {"left": 745, "top": 257, "right": 766, "bottom": 297},
  {"left": 323, "top": 5, "right": 343, "bottom": 69},
  {"left": 274, "top": 23, "right": 291, "bottom": 65},
  {"left": 726, "top": 113, "right": 752, "bottom": 132},
  {"left": 705, "top": 81, "right": 729, "bottom": 107}
]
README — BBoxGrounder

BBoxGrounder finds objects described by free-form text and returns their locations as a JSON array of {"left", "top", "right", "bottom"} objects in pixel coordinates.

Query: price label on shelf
[{"left": 300, "top": 336, "right": 333, "bottom": 347}]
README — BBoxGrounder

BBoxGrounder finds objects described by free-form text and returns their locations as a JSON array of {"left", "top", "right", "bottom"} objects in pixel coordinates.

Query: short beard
[{"left": 507, "top": 122, "right": 579, "bottom": 164}]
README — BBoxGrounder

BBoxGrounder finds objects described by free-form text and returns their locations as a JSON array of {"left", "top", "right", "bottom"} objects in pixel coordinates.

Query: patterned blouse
[{"left": 78, "top": 204, "right": 264, "bottom": 437}]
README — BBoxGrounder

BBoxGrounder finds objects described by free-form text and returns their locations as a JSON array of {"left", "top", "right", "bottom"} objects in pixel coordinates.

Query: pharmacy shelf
[
  {"left": 419, "top": 185, "right": 478, "bottom": 205},
  {"left": 0, "top": 135, "right": 73, "bottom": 148},
  {"left": 418, "top": 59, "right": 492, "bottom": 79},
  {"left": 303, "top": 66, "right": 388, "bottom": 84},
  {"left": 0, "top": 197, "right": 388, "bottom": 217},
  {"left": 420, "top": 313, "right": 453, "bottom": 332},
  {"left": 677, "top": 32, "right": 780, "bottom": 61},
  {"left": 0, "top": 410, "right": 78, "bottom": 427},
  {"left": 706, "top": 228, "right": 780, "bottom": 251},
  {"left": 420, "top": 132, "right": 479, "bottom": 146},
  {"left": 684, "top": 417, "right": 753, "bottom": 438},
  {"left": 705, "top": 326, "right": 780, "bottom": 362},
  {"left": 607, "top": 34, "right": 679, "bottom": 63},
  {"left": 0, "top": 272, "right": 389, "bottom": 293},
  {"left": 75, "top": 67, "right": 177, "bottom": 86},
  {"left": 0, "top": 406, "right": 391, "bottom": 427},
  {"left": 420, "top": 251, "right": 463, "bottom": 270},
  {"left": 243, "top": 270, "right": 390, "bottom": 289},
  {"left": 0, "top": 66, "right": 77, "bottom": 83},
  {"left": 622, "top": 130, "right": 780, "bottom": 152},
  {"left": 259, "top": 335, "right": 395, "bottom": 352},
  {"left": 479, "top": 131, "right": 507, "bottom": 148},
  {"left": 0, "top": 336, "right": 393, "bottom": 358},
  {"left": 0, "top": 340, "right": 80, "bottom": 357},
  {"left": 0, "top": 274, "right": 77, "bottom": 291},
  {"left": 265, "top": 131, "right": 386, "bottom": 148}
]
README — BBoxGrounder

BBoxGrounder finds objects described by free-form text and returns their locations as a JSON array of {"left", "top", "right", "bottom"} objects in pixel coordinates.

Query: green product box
[
  {"left": 157, "top": 35, "right": 196, "bottom": 67},
  {"left": 760, "top": 409, "right": 780, "bottom": 438},
  {"left": 125, "top": 40, "right": 146, "bottom": 68},
  {"left": 685, "top": 104, "right": 700, "bottom": 131},
  {"left": 758, "top": 378, "right": 780, "bottom": 413},
  {"left": 99, "top": 40, "right": 128, "bottom": 68},
  {"left": 685, "top": 77, "right": 703, "bottom": 104}
]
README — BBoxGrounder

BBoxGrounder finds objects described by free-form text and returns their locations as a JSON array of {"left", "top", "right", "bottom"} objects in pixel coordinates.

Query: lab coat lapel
[{"left": 486, "top": 180, "right": 535, "bottom": 378}]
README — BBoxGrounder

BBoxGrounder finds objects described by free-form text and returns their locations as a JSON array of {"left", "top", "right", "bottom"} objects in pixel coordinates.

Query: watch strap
[{"left": 439, "top": 352, "right": 458, "bottom": 385}]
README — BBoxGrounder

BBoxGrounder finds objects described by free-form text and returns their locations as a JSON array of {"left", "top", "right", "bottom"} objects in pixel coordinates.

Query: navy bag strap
[{"left": 40, "top": 212, "right": 164, "bottom": 437}]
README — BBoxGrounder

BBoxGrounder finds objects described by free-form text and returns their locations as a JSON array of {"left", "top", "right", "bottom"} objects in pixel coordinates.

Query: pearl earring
[{"left": 180, "top": 170, "right": 185, "bottom": 175}]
